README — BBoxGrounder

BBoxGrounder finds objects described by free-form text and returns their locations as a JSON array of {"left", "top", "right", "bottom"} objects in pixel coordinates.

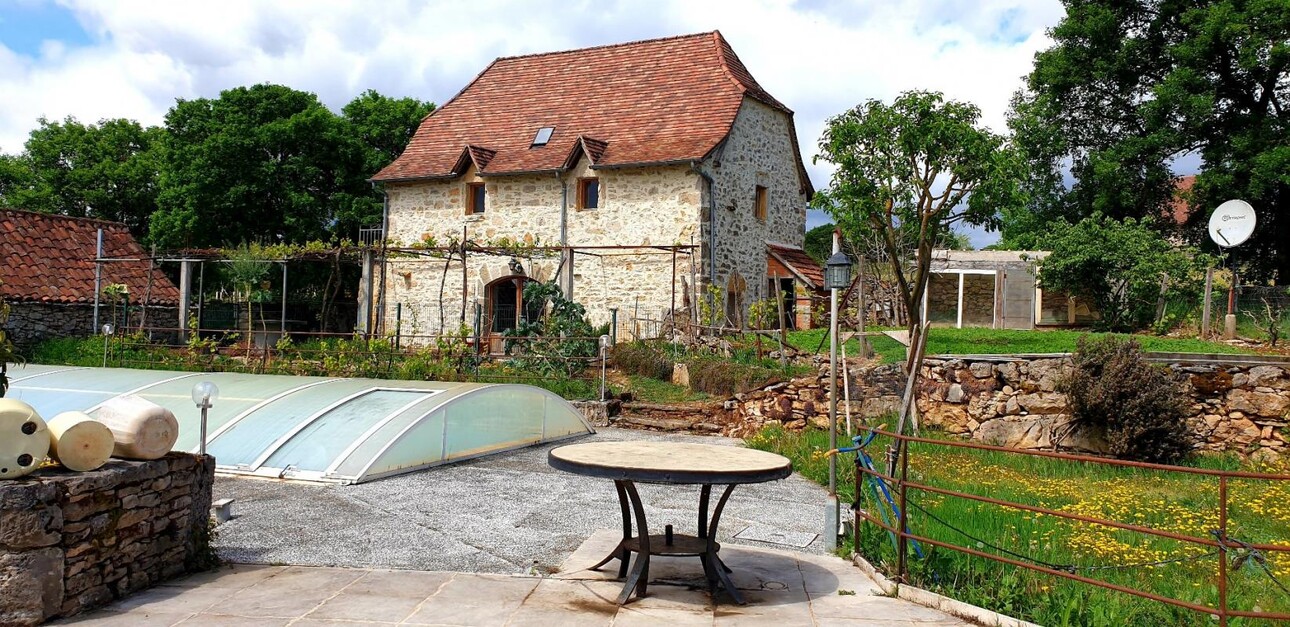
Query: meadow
[{"left": 747, "top": 425, "right": 1290, "bottom": 626}]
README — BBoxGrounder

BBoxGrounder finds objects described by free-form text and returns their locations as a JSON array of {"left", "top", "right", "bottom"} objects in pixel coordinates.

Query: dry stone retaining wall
[
  {"left": 0, "top": 453, "right": 216, "bottom": 626},
  {"left": 721, "top": 357, "right": 1289, "bottom": 459}
]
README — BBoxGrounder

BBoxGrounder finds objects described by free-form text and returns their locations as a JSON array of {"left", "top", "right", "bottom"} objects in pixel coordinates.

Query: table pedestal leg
[
  {"left": 617, "top": 481, "right": 650, "bottom": 604},
  {"left": 705, "top": 484, "right": 744, "bottom": 605},
  {"left": 589, "top": 480, "right": 632, "bottom": 579}
]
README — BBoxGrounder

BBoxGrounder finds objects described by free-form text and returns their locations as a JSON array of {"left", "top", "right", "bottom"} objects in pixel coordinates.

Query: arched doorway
[{"left": 484, "top": 275, "right": 527, "bottom": 352}]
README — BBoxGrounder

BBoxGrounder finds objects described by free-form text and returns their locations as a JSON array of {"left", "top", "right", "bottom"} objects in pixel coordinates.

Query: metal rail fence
[
  {"left": 90, "top": 325, "right": 607, "bottom": 390},
  {"left": 853, "top": 425, "right": 1290, "bottom": 625}
]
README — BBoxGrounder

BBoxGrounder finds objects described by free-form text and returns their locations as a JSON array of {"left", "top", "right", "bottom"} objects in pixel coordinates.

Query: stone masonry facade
[
  {"left": 4, "top": 302, "right": 179, "bottom": 349},
  {"left": 0, "top": 453, "right": 216, "bottom": 626},
  {"left": 700, "top": 99, "right": 810, "bottom": 319},
  {"left": 721, "top": 357, "right": 1289, "bottom": 460},
  {"left": 381, "top": 99, "right": 808, "bottom": 338}
]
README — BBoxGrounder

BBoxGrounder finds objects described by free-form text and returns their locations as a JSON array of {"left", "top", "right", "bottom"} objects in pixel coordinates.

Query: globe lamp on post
[
  {"left": 191, "top": 382, "right": 219, "bottom": 456},
  {"left": 101, "top": 323, "right": 115, "bottom": 368}
]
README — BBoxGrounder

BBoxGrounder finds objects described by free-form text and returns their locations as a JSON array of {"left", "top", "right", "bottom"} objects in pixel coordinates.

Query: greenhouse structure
[{"left": 6, "top": 365, "right": 593, "bottom": 484}]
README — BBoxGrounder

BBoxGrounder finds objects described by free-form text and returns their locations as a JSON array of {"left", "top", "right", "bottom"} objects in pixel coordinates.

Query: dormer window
[{"left": 532, "top": 127, "right": 554, "bottom": 147}]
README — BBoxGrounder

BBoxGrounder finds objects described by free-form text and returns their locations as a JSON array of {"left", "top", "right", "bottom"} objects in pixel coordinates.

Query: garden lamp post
[
  {"left": 599, "top": 335, "right": 611, "bottom": 401},
  {"left": 101, "top": 323, "right": 114, "bottom": 368},
  {"left": 191, "top": 381, "right": 219, "bottom": 456},
  {"left": 824, "top": 236, "right": 853, "bottom": 551}
]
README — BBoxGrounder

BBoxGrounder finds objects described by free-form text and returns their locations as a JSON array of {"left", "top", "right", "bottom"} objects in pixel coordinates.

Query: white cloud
[{"left": 2, "top": 0, "right": 1064, "bottom": 197}]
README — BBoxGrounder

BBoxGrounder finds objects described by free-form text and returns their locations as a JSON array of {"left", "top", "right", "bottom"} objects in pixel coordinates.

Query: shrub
[
  {"left": 1060, "top": 335, "right": 1192, "bottom": 463},
  {"left": 505, "top": 280, "right": 598, "bottom": 378}
]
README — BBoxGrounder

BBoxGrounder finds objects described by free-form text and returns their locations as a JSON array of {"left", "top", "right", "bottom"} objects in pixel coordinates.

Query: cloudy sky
[{"left": 0, "top": 0, "right": 1066, "bottom": 246}]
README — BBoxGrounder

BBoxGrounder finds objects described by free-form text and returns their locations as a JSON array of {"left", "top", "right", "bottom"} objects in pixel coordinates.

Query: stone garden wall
[
  {"left": 722, "top": 357, "right": 1290, "bottom": 460},
  {"left": 0, "top": 453, "right": 216, "bottom": 626},
  {"left": 4, "top": 302, "right": 179, "bottom": 349}
]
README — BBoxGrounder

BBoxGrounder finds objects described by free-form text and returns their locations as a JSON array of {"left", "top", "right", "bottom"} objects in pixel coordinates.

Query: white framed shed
[{"left": 922, "top": 250, "right": 1098, "bottom": 330}]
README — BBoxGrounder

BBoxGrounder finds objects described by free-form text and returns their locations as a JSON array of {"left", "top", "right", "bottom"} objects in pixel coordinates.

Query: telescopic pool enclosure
[{"left": 5, "top": 365, "right": 593, "bottom": 484}]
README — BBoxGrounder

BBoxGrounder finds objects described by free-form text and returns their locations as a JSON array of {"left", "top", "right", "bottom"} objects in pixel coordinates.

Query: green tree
[
  {"left": 342, "top": 89, "right": 435, "bottom": 175},
  {"left": 804, "top": 223, "right": 837, "bottom": 263},
  {"left": 1037, "top": 214, "right": 1210, "bottom": 332},
  {"left": 336, "top": 90, "right": 435, "bottom": 236},
  {"left": 814, "top": 90, "right": 1024, "bottom": 362},
  {"left": 0, "top": 117, "right": 161, "bottom": 237},
  {"left": 152, "top": 84, "right": 361, "bottom": 248},
  {"left": 1007, "top": 1, "right": 1289, "bottom": 279},
  {"left": 152, "top": 84, "right": 434, "bottom": 248}
]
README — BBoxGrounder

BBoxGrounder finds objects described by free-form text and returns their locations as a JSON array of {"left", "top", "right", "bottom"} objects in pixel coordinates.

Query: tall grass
[{"left": 747, "top": 425, "right": 1290, "bottom": 626}]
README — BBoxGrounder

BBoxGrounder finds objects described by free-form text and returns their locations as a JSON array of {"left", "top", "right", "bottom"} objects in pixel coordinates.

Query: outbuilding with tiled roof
[{"left": 0, "top": 209, "right": 179, "bottom": 346}]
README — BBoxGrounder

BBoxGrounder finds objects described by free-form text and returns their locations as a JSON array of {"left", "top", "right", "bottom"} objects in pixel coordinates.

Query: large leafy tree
[
  {"left": 814, "top": 90, "right": 1024, "bottom": 361},
  {"left": 1006, "top": 1, "right": 1289, "bottom": 279},
  {"left": 153, "top": 84, "right": 362, "bottom": 248},
  {"left": 151, "top": 84, "right": 433, "bottom": 248},
  {"left": 343, "top": 89, "right": 435, "bottom": 175},
  {"left": 336, "top": 90, "right": 435, "bottom": 237},
  {"left": 0, "top": 117, "right": 161, "bottom": 237}
]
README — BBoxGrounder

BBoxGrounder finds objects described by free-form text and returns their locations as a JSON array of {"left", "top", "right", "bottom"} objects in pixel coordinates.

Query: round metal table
[{"left": 548, "top": 441, "right": 792, "bottom": 605}]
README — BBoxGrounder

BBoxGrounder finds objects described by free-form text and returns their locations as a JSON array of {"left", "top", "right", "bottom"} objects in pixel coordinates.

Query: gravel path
[{"left": 213, "top": 428, "right": 831, "bottom": 574}]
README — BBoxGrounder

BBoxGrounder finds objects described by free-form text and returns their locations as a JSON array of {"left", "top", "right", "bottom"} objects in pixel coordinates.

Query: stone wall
[
  {"left": 382, "top": 161, "right": 702, "bottom": 335},
  {"left": 4, "top": 302, "right": 179, "bottom": 349},
  {"left": 6, "top": 303, "right": 93, "bottom": 348},
  {"left": 721, "top": 357, "right": 1290, "bottom": 459},
  {"left": 0, "top": 453, "right": 216, "bottom": 626},
  {"left": 700, "top": 98, "right": 810, "bottom": 320}
]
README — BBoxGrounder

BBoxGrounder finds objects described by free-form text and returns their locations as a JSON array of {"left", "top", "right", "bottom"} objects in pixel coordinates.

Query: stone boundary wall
[
  {"left": 0, "top": 453, "right": 216, "bottom": 626},
  {"left": 721, "top": 357, "right": 1289, "bottom": 460},
  {"left": 4, "top": 302, "right": 179, "bottom": 349}
]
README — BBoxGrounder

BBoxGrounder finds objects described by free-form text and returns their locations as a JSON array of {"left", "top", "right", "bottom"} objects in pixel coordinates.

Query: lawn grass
[
  {"left": 783, "top": 328, "right": 907, "bottom": 364},
  {"left": 925, "top": 327, "right": 1254, "bottom": 357},
  {"left": 747, "top": 425, "right": 1290, "bottom": 626},
  {"left": 785, "top": 327, "right": 1256, "bottom": 365}
]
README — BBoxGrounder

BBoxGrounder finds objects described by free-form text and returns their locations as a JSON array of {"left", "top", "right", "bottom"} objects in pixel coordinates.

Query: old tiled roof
[
  {"left": 768, "top": 243, "right": 824, "bottom": 290},
  {"left": 373, "top": 31, "right": 812, "bottom": 195},
  {"left": 0, "top": 210, "right": 180, "bottom": 305},
  {"left": 1168, "top": 175, "right": 1197, "bottom": 226}
]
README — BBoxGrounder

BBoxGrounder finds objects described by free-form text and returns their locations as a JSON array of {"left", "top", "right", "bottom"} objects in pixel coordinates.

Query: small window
[
  {"left": 754, "top": 185, "right": 768, "bottom": 222},
  {"left": 577, "top": 178, "right": 599, "bottom": 210},
  {"left": 532, "top": 127, "right": 554, "bottom": 147},
  {"left": 467, "top": 182, "right": 485, "bottom": 215}
]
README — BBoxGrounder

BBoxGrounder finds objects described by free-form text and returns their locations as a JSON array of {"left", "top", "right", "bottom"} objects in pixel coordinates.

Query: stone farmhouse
[
  {"left": 0, "top": 209, "right": 179, "bottom": 347},
  {"left": 369, "top": 32, "right": 819, "bottom": 343}
]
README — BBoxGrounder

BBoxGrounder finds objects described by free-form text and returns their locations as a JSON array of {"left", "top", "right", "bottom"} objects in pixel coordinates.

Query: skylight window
[{"left": 532, "top": 127, "right": 554, "bottom": 147}]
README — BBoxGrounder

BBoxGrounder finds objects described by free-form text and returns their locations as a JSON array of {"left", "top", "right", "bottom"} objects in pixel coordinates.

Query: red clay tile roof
[
  {"left": 768, "top": 243, "right": 824, "bottom": 290},
  {"left": 1167, "top": 175, "right": 1196, "bottom": 226},
  {"left": 373, "top": 31, "right": 812, "bottom": 196},
  {"left": 0, "top": 210, "right": 180, "bottom": 306}
]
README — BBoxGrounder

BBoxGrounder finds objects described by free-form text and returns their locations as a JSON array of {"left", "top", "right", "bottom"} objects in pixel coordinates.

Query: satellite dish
[{"left": 1208, "top": 199, "right": 1256, "bottom": 248}]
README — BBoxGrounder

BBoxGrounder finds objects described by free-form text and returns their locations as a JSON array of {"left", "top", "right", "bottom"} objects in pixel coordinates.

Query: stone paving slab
[
  {"left": 211, "top": 428, "right": 832, "bottom": 575},
  {"left": 53, "top": 533, "right": 970, "bottom": 626}
]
